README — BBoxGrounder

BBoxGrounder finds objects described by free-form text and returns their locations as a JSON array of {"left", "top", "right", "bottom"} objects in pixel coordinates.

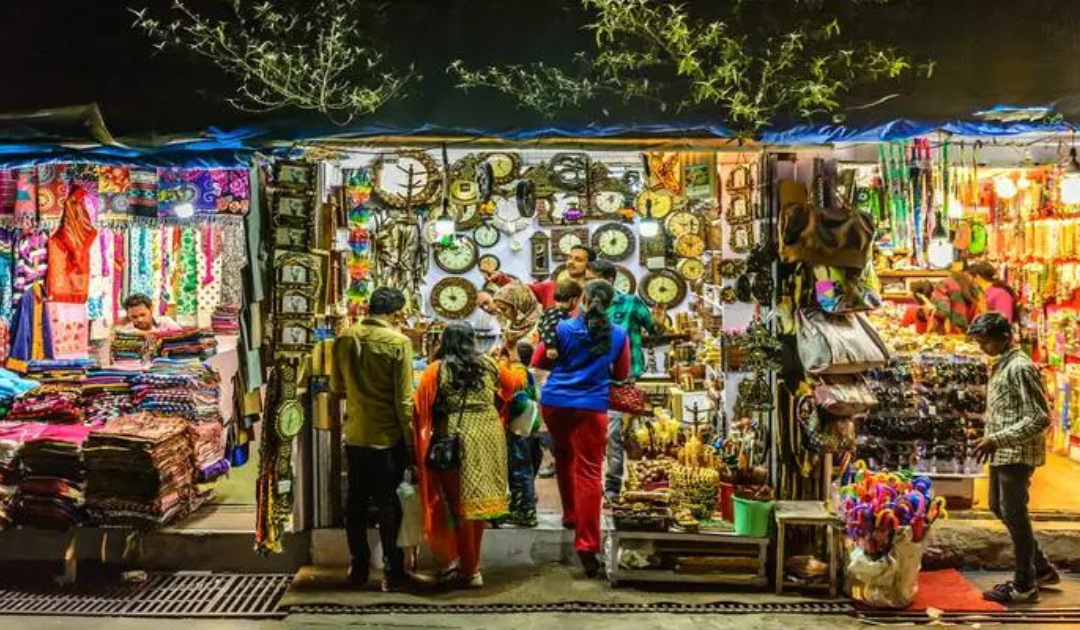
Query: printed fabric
[
  {"left": 219, "top": 222, "right": 245, "bottom": 307},
  {"left": 14, "top": 231, "right": 48, "bottom": 304},
  {"left": 128, "top": 168, "right": 158, "bottom": 218},
  {"left": 212, "top": 169, "right": 249, "bottom": 215},
  {"left": 157, "top": 168, "right": 199, "bottom": 219},
  {"left": 0, "top": 170, "right": 16, "bottom": 218},
  {"left": 7, "top": 283, "right": 54, "bottom": 372},
  {"left": 98, "top": 166, "right": 132, "bottom": 216},
  {"left": 13, "top": 168, "right": 37, "bottom": 226},
  {"left": 176, "top": 227, "right": 199, "bottom": 324},
  {"left": 36, "top": 164, "right": 70, "bottom": 223},
  {"left": 46, "top": 302, "right": 88, "bottom": 358},
  {"left": 46, "top": 190, "right": 98, "bottom": 303}
]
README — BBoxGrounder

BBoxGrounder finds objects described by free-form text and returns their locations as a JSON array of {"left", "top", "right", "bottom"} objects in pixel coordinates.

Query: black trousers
[
  {"left": 989, "top": 464, "right": 1051, "bottom": 589},
  {"left": 345, "top": 444, "right": 406, "bottom": 581}
]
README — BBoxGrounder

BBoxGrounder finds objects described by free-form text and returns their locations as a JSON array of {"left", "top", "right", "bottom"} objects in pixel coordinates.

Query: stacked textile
[
  {"left": 211, "top": 306, "right": 240, "bottom": 336},
  {"left": 81, "top": 369, "right": 137, "bottom": 425},
  {"left": 152, "top": 328, "right": 218, "bottom": 361},
  {"left": 84, "top": 413, "right": 198, "bottom": 527},
  {"left": 112, "top": 331, "right": 148, "bottom": 362},
  {"left": 5, "top": 386, "right": 83, "bottom": 424},
  {"left": 13, "top": 423, "right": 92, "bottom": 530}
]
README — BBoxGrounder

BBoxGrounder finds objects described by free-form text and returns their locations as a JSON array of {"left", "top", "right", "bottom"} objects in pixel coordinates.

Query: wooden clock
[
  {"left": 639, "top": 233, "right": 667, "bottom": 270},
  {"left": 530, "top": 231, "right": 551, "bottom": 277},
  {"left": 551, "top": 226, "right": 590, "bottom": 262}
]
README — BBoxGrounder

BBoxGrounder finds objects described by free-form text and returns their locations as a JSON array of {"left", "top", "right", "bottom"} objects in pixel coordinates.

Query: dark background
[{"left": 3, "top": 0, "right": 1080, "bottom": 137}]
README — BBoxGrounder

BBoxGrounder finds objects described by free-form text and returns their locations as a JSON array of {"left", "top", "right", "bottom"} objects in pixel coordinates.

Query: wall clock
[
  {"left": 665, "top": 211, "right": 702, "bottom": 240},
  {"left": 430, "top": 277, "right": 478, "bottom": 320},
  {"left": 480, "top": 152, "right": 522, "bottom": 185},
  {"left": 635, "top": 188, "right": 675, "bottom": 220},
  {"left": 548, "top": 264, "right": 572, "bottom": 283},
  {"left": 592, "top": 188, "right": 629, "bottom": 217},
  {"left": 434, "top": 238, "right": 478, "bottom": 274},
  {"left": 639, "top": 269, "right": 688, "bottom": 308},
  {"left": 453, "top": 203, "right": 483, "bottom": 230},
  {"left": 478, "top": 253, "right": 501, "bottom": 275},
  {"left": 591, "top": 222, "right": 635, "bottom": 261},
  {"left": 276, "top": 400, "right": 305, "bottom": 439},
  {"left": 530, "top": 231, "right": 551, "bottom": 277},
  {"left": 613, "top": 264, "right": 637, "bottom": 295},
  {"left": 423, "top": 221, "right": 444, "bottom": 244},
  {"left": 674, "top": 233, "right": 706, "bottom": 259},
  {"left": 473, "top": 223, "right": 500, "bottom": 248},
  {"left": 552, "top": 226, "right": 590, "bottom": 262},
  {"left": 371, "top": 151, "right": 441, "bottom": 209},
  {"left": 677, "top": 257, "right": 706, "bottom": 282}
]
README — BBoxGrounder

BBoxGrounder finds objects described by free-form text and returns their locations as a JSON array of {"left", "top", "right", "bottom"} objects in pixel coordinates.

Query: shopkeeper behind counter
[
  {"left": 900, "top": 281, "right": 935, "bottom": 334},
  {"left": 120, "top": 294, "right": 182, "bottom": 334}
]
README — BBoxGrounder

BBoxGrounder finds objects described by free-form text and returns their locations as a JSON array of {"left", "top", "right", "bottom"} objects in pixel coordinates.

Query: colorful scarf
[
  {"left": 13, "top": 168, "right": 37, "bottom": 226},
  {"left": 493, "top": 281, "right": 542, "bottom": 347},
  {"left": 128, "top": 168, "right": 158, "bottom": 218},
  {"left": 176, "top": 227, "right": 199, "bottom": 323},
  {"left": 212, "top": 169, "right": 249, "bottom": 215},
  {"left": 36, "top": 164, "right": 70, "bottom": 223},
  {"left": 345, "top": 169, "right": 374, "bottom": 317},
  {"left": 0, "top": 170, "right": 16, "bottom": 218},
  {"left": 157, "top": 168, "right": 200, "bottom": 219}
]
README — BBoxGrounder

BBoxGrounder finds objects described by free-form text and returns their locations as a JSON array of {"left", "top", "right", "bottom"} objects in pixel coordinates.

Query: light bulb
[
  {"left": 994, "top": 175, "right": 1017, "bottom": 200},
  {"left": 1062, "top": 174, "right": 1080, "bottom": 206},
  {"left": 927, "top": 236, "right": 954, "bottom": 269},
  {"left": 639, "top": 216, "right": 660, "bottom": 238},
  {"left": 174, "top": 202, "right": 195, "bottom": 219},
  {"left": 1017, "top": 172, "right": 1031, "bottom": 191},
  {"left": 435, "top": 210, "right": 456, "bottom": 238}
]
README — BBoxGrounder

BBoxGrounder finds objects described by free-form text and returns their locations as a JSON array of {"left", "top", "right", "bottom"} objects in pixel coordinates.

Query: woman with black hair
[
  {"left": 413, "top": 322, "right": 526, "bottom": 589},
  {"left": 968, "top": 261, "right": 1019, "bottom": 324},
  {"left": 532, "top": 280, "right": 631, "bottom": 578}
]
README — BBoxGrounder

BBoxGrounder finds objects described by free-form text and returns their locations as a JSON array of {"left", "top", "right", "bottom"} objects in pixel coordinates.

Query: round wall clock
[
  {"left": 276, "top": 399, "right": 305, "bottom": 438},
  {"left": 665, "top": 211, "right": 702, "bottom": 240},
  {"left": 434, "top": 239, "right": 478, "bottom": 274},
  {"left": 549, "top": 264, "right": 572, "bottom": 283},
  {"left": 480, "top": 152, "right": 522, "bottom": 185},
  {"left": 635, "top": 188, "right": 675, "bottom": 220},
  {"left": 473, "top": 223, "right": 500, "bottom": 248},
  {"left": 430, "top": 277, "right": 478, "bottom": 320},
  {"left": 424, "top": 221, "right": 444, "bottom": 244},
  {"left": 674, "top": 233, "right": 707, "bottom": 258},
  {"left": 371, "top": 151, "right": 441, "bottom": 209},
  {"left": 613, "top": 264, "right": 637, "bottom": 295},
  {"left": 593, "top": 189, "right": 627, "bottom": 216},
  {"left": 552, "top": 227, "right": 589, "bottom": 261},
  {"left": 591, "top": 222, "right": 635, "bottom": 261},
  {"left": 453, "top": 203, "right": 483, "bottom": 230},
  {"left": 639, "top": 269, "right": 688, "bottom": 308},
  {"left": 478, "top": 253, "right": 501, "bottom": 274},
  {"left": 676, "top": 257, "right": 706, "bottom": 282}
]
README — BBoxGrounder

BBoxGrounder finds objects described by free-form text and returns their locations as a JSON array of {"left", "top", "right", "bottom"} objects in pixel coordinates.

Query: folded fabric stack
[
  {"left": 13, "top": 423, "right": 93, "bottom": 530},
  {"left": 211, "top": 306, "right": 240, "bottom": 336},
  {"left": 152, "top": 328, "right": 218, "bottom": 361},
  {"left": 5, "top": 386, "right": 84, "bottom": 424},
  {"left": 84, "top": 413, "right": 198, "bottom": 528},
  {"left": 25, "top": 359, "right": 96, "bottom": 384},
  {"left": 112, "top": 331, "right": 149, "bottom": 362},
  {"left": 190, "top": 421, "right": 229, "bottom": 482},
  {"left": 81, "top": 369, "right": 138, "bottom": 425}
]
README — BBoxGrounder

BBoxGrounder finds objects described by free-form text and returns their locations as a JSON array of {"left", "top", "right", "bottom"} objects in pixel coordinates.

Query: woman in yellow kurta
[{"left": 414, "top": 321, "right": 525, "bottom": 588}]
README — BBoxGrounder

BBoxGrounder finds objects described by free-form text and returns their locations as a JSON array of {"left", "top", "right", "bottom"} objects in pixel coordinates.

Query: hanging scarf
[
  {"left": 128, "top": 225, "right": 155, "bottom": 299},
  {"left": 176, "top": 226, "right": 199, "bottom": 323},
  {"left": 46, "top": 188, "right": 98, "bottom": 303},
  {"left": 128, "top": 168, "right": 158, "bottom": 219},
  {"left": 493, "top": 281, "right": 542, "bottom": 347},
  {"left": 13, "top": 168, "right": 37, "bottom": 227},
  {"left": 36, "top": 164, "right": 70, "bottom": 224},
  {"left": 0, "top": 170, "right": 16, "bottom": 219},
  {"left": 196, "top": 223, "right": 221, "bottom": 328},
  {"left": 219, "top": 222, "right": 246, "bottom": 307},
  {"left": 213, "top": 169, "right": 250, "bottom": 215}
]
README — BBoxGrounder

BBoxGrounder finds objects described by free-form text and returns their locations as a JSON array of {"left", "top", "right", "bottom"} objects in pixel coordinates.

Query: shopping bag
[
  {"left": 396, "top": 470, "right": 423, "bottom": 548},
  {"left": 847, "top": 527, "right": 924, "bottom": 609}
]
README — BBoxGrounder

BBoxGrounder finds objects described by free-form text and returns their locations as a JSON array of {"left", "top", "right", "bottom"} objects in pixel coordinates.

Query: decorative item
[
  {"left": 593, "top": 188, "right": 628, "bottom": 216},
  {"left": 635, "top": 188, "right": 675, "bottom": 220},
  {"left": 726, "top": 193, "right": 753, "bottom": 224},
  {"left": 516, "top": 180, "right": 537, "bottom": 218},
  {"left": 433, "top": 238, "right": 478, "bottom": 274},
  {"left": 275, "top": 319, "right": 316, "bottom": 357},
  {"left": 665, "top": 210, "right": 702, "bottom": 240},
  {"left": 684, "top": 161, "right": 715, "bottom": 199},
  {"left": 276, "top": 399, "right": 305, "bottom": 439},
  {"left": 674, "top": 233, "right": 706, "bottom": 258},
  {"left": 273, "top": 193, "right": 314, "bottom": 220},
  {"left": 452, "top": 203, "right": 483, "bottom": 230},
  {"left": 473, "top": 223, "right": 500, "bottom": 248},
  {"left": 727, "top": 163, "right": 755, "bottom": 192},
  {"left": 480, "top": 152, "right": 522, "bottom": 185},
  {"left": 273, "top": 161, "right": 316, "bottom": 191},
  {"left": 639, "top": 232, "right": 667, "bottom": 269},
  {"left": 278, "top": 288, "right": 317, "bottom": 316},
  {"left": 273, "top": 226, "right": 312, "bottom": 251},
  {"left": 372, "top": 151, "right": 441, "bottom": 209},
  {"left": 478, "top": 253, "right": 501, "bottom": 274},
  {"left": 730, "top": 223, "right": 755, "bottom": 254},
  {"left": 647, "top": 152, "right": 682, "bottom": 193},
  {"left": 530, "top": 231, "right": 551, "bottom": 277},
  {"left": 677, "top": 258, "right": 706, "bottom": 282},
  {"left": 613, "top": 264, "right": 637, "bottom": 295},
  {"left": 717, "top": 258, "right": 746, "bottom": 279},
  {"left": 552, "top": 226, "right": 590, "bottom": 261},
  {"left": 344, "top": 168, "right": 376, "bottom": 316},
  {"left": 640, "top": 269, "right": 688, "bottom": 308},
  {"left": 430, "top": 277, "right": 478, "bottom": 320},
  {"left": 275, "top": 251, "right": 322, "bottom": 287},
  {"left": 591, "top": 222, "right": 635, "bottom": 261},
  {"left": 447, "top": 154, "right": 495, "bottom": 206}
]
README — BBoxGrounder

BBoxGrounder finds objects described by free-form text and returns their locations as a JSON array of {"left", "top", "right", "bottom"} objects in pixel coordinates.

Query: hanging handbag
[
  {"left": 813, "top": 375, "right": 878, "bottom": 416},
  {"left": 609, "top": 381, "right": 648, "bottom": 415},
  {"left": 425, "top": 366, "right": 468, "bottom": 471},
  {"left": 780, "top": 179, "right": 875, "bottom": 270},
  {"left": 796, "top": 309, "right": 889, "bottom": 375}
]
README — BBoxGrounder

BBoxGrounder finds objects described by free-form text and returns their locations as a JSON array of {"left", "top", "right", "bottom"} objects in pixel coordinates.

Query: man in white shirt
[{"left": 120, "top": 293, "right": 181, "bottom": 333}]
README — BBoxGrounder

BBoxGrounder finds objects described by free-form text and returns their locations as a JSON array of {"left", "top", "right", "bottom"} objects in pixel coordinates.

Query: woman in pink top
[{"left": 968, "top": 261, "right": 1018, "bottom": 324}]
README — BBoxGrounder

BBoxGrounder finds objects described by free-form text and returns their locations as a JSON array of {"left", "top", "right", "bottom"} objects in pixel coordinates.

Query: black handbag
[{"left": 425, "top": 367, "right": 468, "bottom": 472}]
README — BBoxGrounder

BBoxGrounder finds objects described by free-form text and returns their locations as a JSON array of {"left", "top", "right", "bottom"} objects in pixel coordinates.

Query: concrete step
[{"left": 924, "top": 517, "right": 1080, "bottom": 572}]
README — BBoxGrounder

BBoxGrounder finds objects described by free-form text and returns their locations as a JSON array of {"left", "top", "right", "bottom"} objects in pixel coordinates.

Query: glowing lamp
[
  {"left": 993, "top": 175, "right": 1017, "bottom": 200},
  {"left": 1061, "top": 148, "right": 1080, "bottom": 206},
  {"left": 174, "top": 202, "right": 195, "bottom": 219},
  {"left": 638, "top": 199, "right": 659, "bottom": 237},
  {"left": 434, "top": 200, "right": 456, "bottom": 238}
]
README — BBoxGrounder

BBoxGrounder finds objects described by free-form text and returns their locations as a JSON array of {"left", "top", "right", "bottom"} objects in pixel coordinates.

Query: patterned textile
[
  {"left": 0, "top": 231, "right": 14, "bottom": 323},
  {"left": 345, "top": 169, "right": 375, "bottom": 316},
  {"left": 157, "top": 168, "right": 199, "bottom": 219},
  {"left": 13, "top": 168, "right": 37, "bottom": 225},
  {"left": 189, "top": 170, "right": 217, "bottom": 215},
  {"left": 87, "top": 227, "right": 104, "bottom": 320},
  {"left": 128, "top": 225, "right": 155, "bottom": 300},
  {"left": 196, "top": 224, "right": 221, "bottom": 328},
  {"left": 46, "top": 191, "right": 98, "bottom": 303},
  {"left": 218, "top": 222, "right": 245, "bottom": 307},
  {"left": 68, "top": 164, "right": 100, "bottom": 220},
  {"left": 176, "top": 227, "right": 198, "bottom": 322},
  {"left": 14, "top": 231, "right": 48, "bottom": 304},
  {"left": 128, "top": 168, "right": 158, "bottom": 218},
  {"left": 0, "top": 170, "right": 16, "bottom": 217},
  {"left": 46, "top": 302, "right": 88, "bottom": 358},
  {"left": 36, "top": 164, "right": 70, "bottom": 223},
  {"left": 98, "top": 166, "right": 132, "bottom": 216},
  {"left": 212, "top": 169, "right": 249, "bottom": 215},
  {"left": 986, "top": 347, "right": 1052, "bottom": 467}
]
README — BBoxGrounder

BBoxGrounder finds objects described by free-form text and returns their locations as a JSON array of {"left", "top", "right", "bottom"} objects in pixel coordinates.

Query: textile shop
[{"left": 0, "top": 159, "right": 258, "bottom": 534}]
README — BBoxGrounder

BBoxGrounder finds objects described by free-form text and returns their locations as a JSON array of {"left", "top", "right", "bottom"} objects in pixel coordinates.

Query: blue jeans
[
  {"left": 507, "top": 431, "right": 537, "bottom": 513},
  {"left": 605, "top": 411, "right": 626, "bottom": 498}
]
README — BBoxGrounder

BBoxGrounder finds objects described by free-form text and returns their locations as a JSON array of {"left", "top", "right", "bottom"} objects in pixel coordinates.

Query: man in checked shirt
[{"left": 968, "top": 313, "right": 1061, "bottom": 604}]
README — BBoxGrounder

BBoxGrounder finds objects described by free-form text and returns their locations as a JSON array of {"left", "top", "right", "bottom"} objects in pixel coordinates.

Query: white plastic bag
[
  {"left": 396, "top": 470, "right": 423, "bottom": 548},
  {"left": 847, "top": 527, "right": 923, "bottom": 609}
]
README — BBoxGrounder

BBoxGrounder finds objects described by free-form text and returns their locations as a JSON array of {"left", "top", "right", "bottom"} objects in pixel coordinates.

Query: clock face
[
  {"left": 594, "top": 190, "right": 626, "bottom": 215},
  {"left": 666, "top": 211, "right": 702, "bottom": 239},
  {"left": 592, "top": 223, "right": 635, "bottom": 261},
  {"left": 675, "top": 233, "right": 706, "bottom": 258},
  {"left": 424, "top": 221, "right": 443, "bottom": 244},
  {"left": 473, "top": 224, "right": 500, "bottom": 248},
  {"left": 635, "top": 189, "right": 675, "bottom": 220},
  {"left": 613, "top": 265, "right": 637, "bottom": 295},
  {"left": 558, "top": 232, "right": 584, "bottom": 255},
  {"left": 431, "top": 277, "right": 478, "bottom": 319},
  {"left": 449, "top": 178, "right": 479, "bottom": 205},
  {"left": 478, "top": 254, "right": 501, "bottom": 274},
  {"left": 277, "top": 400, "right": 304, "bottom": 438},
  {"left": 482, "top": 152, "right": 520, "bottom": 183},
  {"left": 434, "top": 239, "right": 478, "bottom": 274},
  {"left": 677, "top": 258, "right": 706, "bottom": 281},
  {"left": 640, "top": 270, "right": 687, "bottom": 308}
]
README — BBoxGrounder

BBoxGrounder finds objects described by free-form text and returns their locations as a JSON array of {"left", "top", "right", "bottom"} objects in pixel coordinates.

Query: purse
[
  {"left": 425, "top": 366, "right": 468, "bottom": 472},
  {"left": 796, "top": 309, "right": 889, "bottom": 375},
  {"left": 609, "top": 381, "right": 648, "bottom": 415},
  {"left": 813, "top": 375, "right": 878, "bottom": 416},
  {"left": 780, "top": 180, "right": 875, "bottom": 270}
]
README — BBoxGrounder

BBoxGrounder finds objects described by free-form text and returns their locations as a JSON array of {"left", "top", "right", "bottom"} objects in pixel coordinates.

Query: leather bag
[
  {"left": 814, "top": 375, "right": 878, "bottom": 416},
  {"left": 425, "top": 367, "right": 467, "bottom": 471},
  {"left": 609, "top": 382, "right": 648, "bottom": 415},
  {"left": 797, "top": 309, "right": 889, "bottom": 374},
  {"left": 781, "top": 186, "right": 875, "bottom": 270}
]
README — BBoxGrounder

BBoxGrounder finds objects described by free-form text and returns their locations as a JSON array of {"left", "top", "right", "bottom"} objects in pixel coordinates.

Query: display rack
[{"left": 607, "top": 529, "right": 770, "bottom": 587}]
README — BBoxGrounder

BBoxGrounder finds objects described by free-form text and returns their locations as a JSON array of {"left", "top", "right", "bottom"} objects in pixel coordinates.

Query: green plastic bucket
[{"left": 733, "top": 497, "right": 774, "bottom": 537}]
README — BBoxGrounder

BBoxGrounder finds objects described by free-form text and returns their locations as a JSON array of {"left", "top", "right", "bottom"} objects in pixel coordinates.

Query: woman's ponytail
[{"left": 583, "top": 280, "right": 615, "bottom": 356}]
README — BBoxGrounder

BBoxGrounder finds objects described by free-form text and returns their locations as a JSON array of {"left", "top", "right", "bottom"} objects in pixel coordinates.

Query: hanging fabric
[
  {"left": 7, "top": 282, "right": 53, "bottom": 372},
  {"left": 14, "top": 168, "right": 37, "bottom": 227},
  {"left": 197, "top": 223, "right": 222, "bottom": 328},
  {"left": 46, "top": 302, "right": 89, "bottom": 358},
  {"left": 14, "top": 230, "right": 48, "bottom": 304},
  {"left": 176, "top": 226, "right": 199, "bottom": 326},
  {"left": 112, "top": 229, "right": 126, "bottom": 323},
  {"left": 212, "top": 169, "right": 250, "bottom": 215},
  {"left": 36, "top": 164, "right": 70, "bottom": 224},
  {"left": 129, "top": 168, "right": 158, "bottom": 219},
  {"left": 128, "top": 224, "right": 155, "bottom": 299},
  {"left": 69, "top": 164, "right": 101, "bottom": 222},
  {"left": 219, "top": 222, "right": 246, "bottom": 307},
  {"left": 46, "top": 188, "right": 98, "bottom": 303},
  {"left": 158, "top": 168, "right": 198, "bottom": 219},
  {"left": 0, "top": 230, "right": 14, "bottom": 323},
  {"left": 98, "top": 165, "right": 132, "bottom": 217},
  {"left": 0, "top": 170, "right": 16, "bottom": 221}
]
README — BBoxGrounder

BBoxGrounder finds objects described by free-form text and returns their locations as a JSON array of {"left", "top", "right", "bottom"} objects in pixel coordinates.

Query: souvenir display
[
  {"left": 636, "top": 188, "right": 675, "bottom": 220},
  {"left": 677, "top": 258, "right": 707, "bottom": 282},
  {"left": 433, "top": 237, "right": 478, "bottom": 274},
  {"left": 480, "top": 152, "right": 522, "bottom": 185},
  {"left": 674, "top": 232, "right": 706, "bottom": 259},
  {"left": 591, "top": 222, "right": 635, "bottom": 261},
  {"left": 371, "top": 151, "right": 441, "bottom": 209},
  {"left": 639, "top": 233, "right": 667, "bottom": 269},
  {"left": 529, "top": 231, "right": 551, "bottom": 277},
  {"left": 665, "top": 210, "right": 702, "bottom": 240},
  {"left": 430, "top": 277, "right": 478, "bottom": 320},
  {"left": 473, "top": 223, "right": 500, "bottom": 248},
  {"left": 478, "top": 253, "right": 501, "bottom": 275}
]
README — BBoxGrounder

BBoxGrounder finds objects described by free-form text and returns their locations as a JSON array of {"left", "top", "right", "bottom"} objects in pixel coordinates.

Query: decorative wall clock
[
  {"left": 551, "top": 226, "right": 590, "bottom": 262},
  {"left": 592, "top": 189, "right": 628, "bottom": 217},
  {"left": 473, "top": 223, "right": 500, "bottom": 248},
  {"left": 639, "top": 269, "right": 688, "bottom": 308},
  {"left": 530, "top": 231, "right": 551, "bottom": 277},
  {"left": 480, "top": 152, "right": 522, "bottom": 185},
  {"left": 433, "top": 238, "right": 478, "bottom": 274},
  {"left": 674, "top": 233, "right": 707, "bottom": 259},
  {"left": 478, "top": 253, "right": 501, "bottom": 274},
  {"left": 677, "top": 257, "right": 707, "bottom": 282},
  {"left": 372, "top": 151, "right": 441, "bottom": 209},
  {"left": 635, "top": 188, "right": 675, "bottom": 220},
  {"left": 665, "top": 210, "right": 702, "bottom": 240},
  {"left": 613, "top": 264, "right": 637, "bottom": 295},
  {"left": 591, "top": 222, "right": 635, "bottom": 261},
  {"left": 430, "top": 277, "right": 478, "bottom": 320}
]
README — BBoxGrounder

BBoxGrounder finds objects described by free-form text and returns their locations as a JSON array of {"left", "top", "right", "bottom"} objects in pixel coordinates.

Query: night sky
[{"left": 2, "top": 0, "right": 1080, "bottom": 138}]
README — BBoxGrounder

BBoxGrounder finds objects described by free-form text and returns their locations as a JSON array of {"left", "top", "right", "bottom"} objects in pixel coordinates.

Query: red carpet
[{"left": 908, "top": 570, "right": 1005, "bottom": 612}]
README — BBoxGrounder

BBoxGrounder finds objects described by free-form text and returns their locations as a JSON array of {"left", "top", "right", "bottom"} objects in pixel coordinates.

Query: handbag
[
  {"left": 813, "top": 375, "right": 878, "bottom": 416},
  {"left": 780, "top": 181, "right": 875, "bottom": 270},
  {"left": 796, "top": 309, "right": 889, "bottom": 375},
  {"left": 609, "top": 381, "right": 648, "bottom": 415},
  {"left": 425, "top": 366, "right": 468, "bottom": 471}
]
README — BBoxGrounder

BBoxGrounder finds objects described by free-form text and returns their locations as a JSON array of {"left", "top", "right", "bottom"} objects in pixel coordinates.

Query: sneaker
[
  {"left": 464, "top": 572, "right": 484, "bottom": 589},
  {"left": 507, "top": 511, "right": 538, "bottom": 528},
  {"left": 1037, "top": 566, "right": 1062, "bottom": 587},
  {"left": 984, "top": 581, "right": 1040, "bottom": 604},
  {"left": 577, "top": 551, "right": 602, "bottom": 579}
]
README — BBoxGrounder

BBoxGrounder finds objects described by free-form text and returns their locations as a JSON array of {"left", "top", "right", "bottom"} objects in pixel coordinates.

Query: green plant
[
  {"left": 450, "top": 0, "right": 932, "bottom": 137},
  {"left": 131, "top": 0, "right": 416, "bottom": 124}
]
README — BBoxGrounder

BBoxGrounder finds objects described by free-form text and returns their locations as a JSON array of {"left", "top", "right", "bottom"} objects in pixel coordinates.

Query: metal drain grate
[
  {"left": 290, "top": 601, "right": 857, "bottom": 615},
  {"left": 0, "top": 572, "right": 292, "bottom": 618}
]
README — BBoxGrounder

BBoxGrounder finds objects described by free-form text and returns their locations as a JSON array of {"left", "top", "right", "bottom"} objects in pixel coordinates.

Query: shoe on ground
[
  {"left": 381, "top": 574, "right": 423, "bottom": 593},
  {"left": 1037, "top": 566, "right": 1062, "bottom": 587},
  {"left": 577, "top": 551, "right": 602, "bottom": 579},
  {"left": 347, "top": 564, "right": 369, "bottom": 587},
  {"left": 464, "top": 572, "right": 483, "bottom": 589},
  {"left": 507, "top": 510, "right": 538, "bottom": 528},
  {"left": 984, "top": 581, "right": 1039, "bottom": 604}
]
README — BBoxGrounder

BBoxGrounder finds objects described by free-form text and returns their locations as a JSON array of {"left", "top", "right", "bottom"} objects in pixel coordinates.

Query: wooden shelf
[{"left": 607, "top": 529, "right": 771, "bottom": 588}]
